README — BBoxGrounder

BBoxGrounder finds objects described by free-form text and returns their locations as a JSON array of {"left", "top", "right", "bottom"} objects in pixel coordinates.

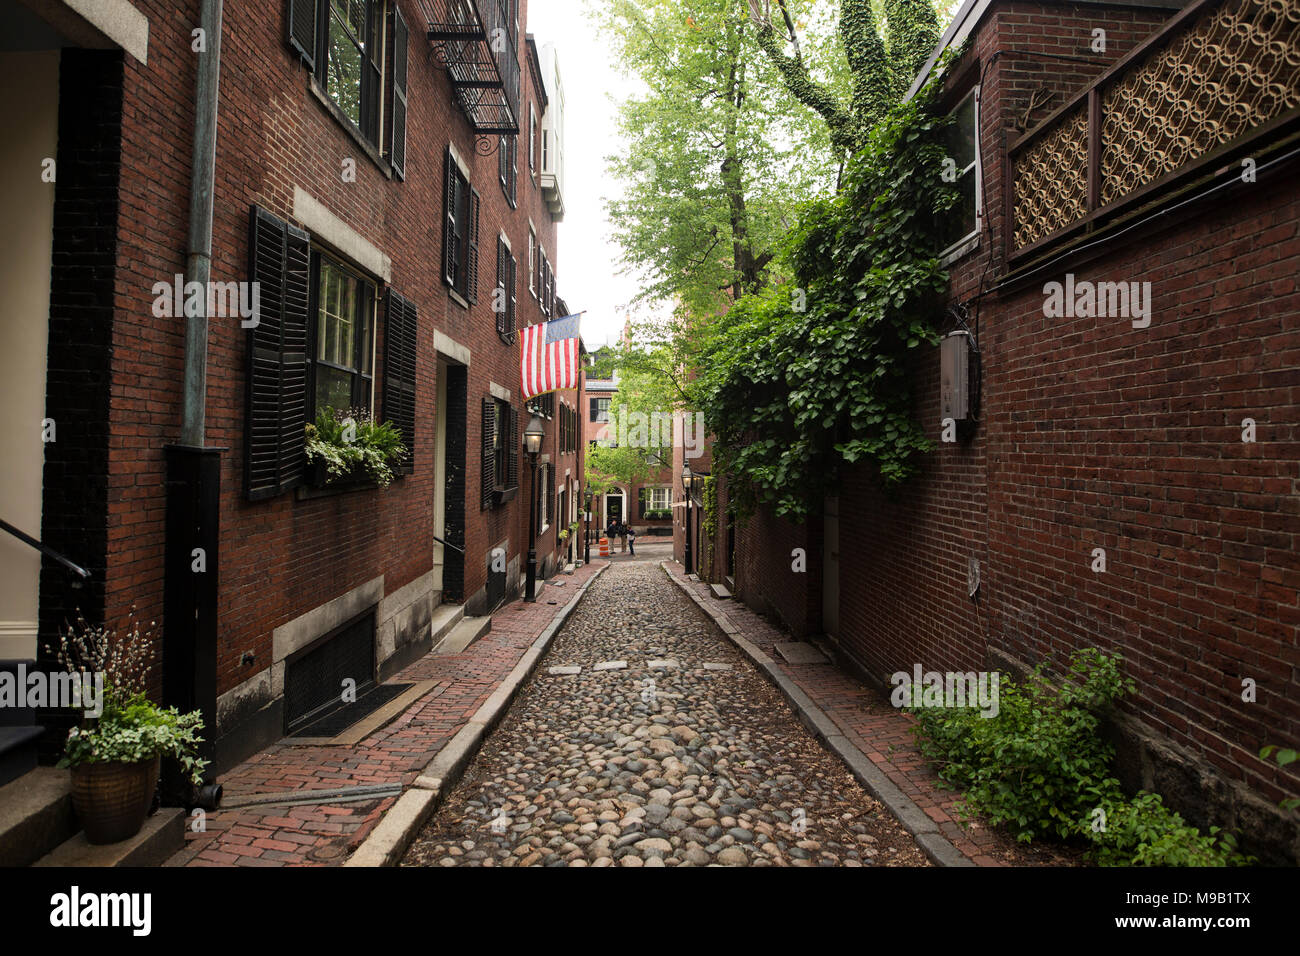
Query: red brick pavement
[
  {"left": 664, "top": 563, "right": 1003, "bottom": 866},
  {"left": 167, "top": 561, "right": 607, "bottom": 867}
]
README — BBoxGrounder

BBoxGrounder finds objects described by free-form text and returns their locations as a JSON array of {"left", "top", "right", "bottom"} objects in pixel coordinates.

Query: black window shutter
[
  {"left": 287, "top": 0, "right": 316, "bottom": 69},
  {"left": 468, "top": 188, "right": 481, "bottom": 303},
  {"left": 507, "top": 253, "right": 517, "bottom": 335},
  {"left": 481, "top": 398, "right": 496, "bottom": 510},
  {"left": 246, "top": 205, "right": 310, "bottom": 501},
  {"left": 590, "top": 397, "right": 599, "bottom": 421},
  {"left": 506, "top": 406, "right": 519, "bottom": 490},
  {"left": 383, "top": 289, "right": 418, "bottom": 474},
  {"left": 499, "top": 136, "right": 507, "bottom": 190},
  {"left": 495, "top": 239, "right": 507, "bottom": 336},
  {"left": 638, "top": 487, "right": 648, "bottom": 518},
  {"left": 390, "top": 6, "right": 409, "bottom": 179},
  {"left": 443, "top": 148, "right": 457, "bottom": 287}
]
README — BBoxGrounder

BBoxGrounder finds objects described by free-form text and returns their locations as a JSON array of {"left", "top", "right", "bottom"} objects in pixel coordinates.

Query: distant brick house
[
  {"left": 584, "top": 373, "right": 676, "bottom": 538},
  {"left": 688, "top": 0, "right": 1300, "bottom": 859},
  {"left": 0, "top": 0, "right": 581, "bottom": 788}
]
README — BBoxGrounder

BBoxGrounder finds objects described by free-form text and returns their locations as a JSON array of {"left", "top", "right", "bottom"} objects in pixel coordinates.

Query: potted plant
[
  {"left": 304, "top": 406, "right": 409, "bottom": 489},
  {"left": 47, "top": 611, "right": 209, "bottom": 845}
]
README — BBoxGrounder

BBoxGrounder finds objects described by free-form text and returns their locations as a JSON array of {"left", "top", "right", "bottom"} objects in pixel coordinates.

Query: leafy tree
[
  {"left": 603, "top": 0, "right": 838, "bottom": 313},
  {"left": 751, "top": 0, "right": 940, "bottom": 155},
  {"left": 690, "top": 76, "right": 958, "bottom": 518}
]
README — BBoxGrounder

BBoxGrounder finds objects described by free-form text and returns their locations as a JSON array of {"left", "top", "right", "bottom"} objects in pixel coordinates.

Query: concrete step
[
  {"left": 0, "top": 725, "right": 43, "bottom": 788},
  {"left": 35, "top": 808, "right": 185, "bottom": 867},
  {"left": 0, "top": 766, "right": 77, "bottom": 866},
  {"left": 709, "top": 583, "right": 732, "bottom": 599},
  {"left": 428, "top": 603, "right": 465, "bottom": 648},
  {"left": 433, "top": 616, "right": 491, "bottom": 656}
]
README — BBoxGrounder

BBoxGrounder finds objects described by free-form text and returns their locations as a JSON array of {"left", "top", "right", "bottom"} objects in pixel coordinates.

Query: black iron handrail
[
  {"left": 0, "top": 518, "right": 90, "bottom": 580},
  {"left": 432, "top": 532, "right": 466, "bottom": 555}
]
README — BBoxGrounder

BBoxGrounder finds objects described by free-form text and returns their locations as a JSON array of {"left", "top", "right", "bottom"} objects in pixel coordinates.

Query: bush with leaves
[
  {"left": 910, "top": 648, "right": 1131, "bottom": 842},
  {"left": 304, "top": 406, "right": 408, "bottom": 488},
  {"left": 691, "top": 70, "right": 958, "bottom": 519},
  {"left": 909, "top": 647, "right": 1252, "bottom": 865},
  {"left": 1089, "top": 790, "right": 1251, "bottom": 866}
]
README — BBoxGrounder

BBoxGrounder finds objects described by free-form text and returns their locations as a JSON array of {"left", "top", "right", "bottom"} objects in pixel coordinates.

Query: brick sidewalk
[
  {"left": 664, "top": 564, "right": 1004, "bottom": 866},
  {"left": 167, "top": 561, "right": 607, "bottom": 867}
]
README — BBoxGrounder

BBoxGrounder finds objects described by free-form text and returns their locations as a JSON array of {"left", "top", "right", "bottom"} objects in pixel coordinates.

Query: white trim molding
[{"left": 64, "top": 0, "right": 149, "bottom": 64}]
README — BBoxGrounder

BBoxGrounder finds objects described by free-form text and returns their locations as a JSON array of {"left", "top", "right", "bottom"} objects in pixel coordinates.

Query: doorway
[
  {"left": 603, "top": 488, "right": 625, "bottom": 530},
  {"left": 439, "top": 362, "right": 467, "bottom": 603}
]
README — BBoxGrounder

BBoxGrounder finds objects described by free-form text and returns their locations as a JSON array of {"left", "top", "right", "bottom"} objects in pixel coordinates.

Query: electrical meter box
[{"left": 940, "top": 330, "right": 971, "bottom": 422}]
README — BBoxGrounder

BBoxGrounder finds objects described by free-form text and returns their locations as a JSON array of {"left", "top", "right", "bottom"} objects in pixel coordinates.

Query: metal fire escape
[{"left": 419, "top": 0, "right": 521, "bottom": 140}]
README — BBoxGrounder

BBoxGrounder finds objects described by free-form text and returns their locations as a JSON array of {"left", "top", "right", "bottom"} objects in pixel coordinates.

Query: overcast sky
[{"left": 527, "top": 0, "right": 659, "bottom": 351}]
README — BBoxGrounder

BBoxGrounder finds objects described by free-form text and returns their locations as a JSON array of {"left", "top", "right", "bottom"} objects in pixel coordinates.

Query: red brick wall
[
  {"left": 100, "top": 0, "right": 566, "bottom": 720},
  {"left": 828, "top": 0, "right": 1300, "bottom": 829}
]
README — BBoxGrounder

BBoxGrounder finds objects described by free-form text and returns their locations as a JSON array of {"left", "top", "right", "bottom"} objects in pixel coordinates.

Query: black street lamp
[
  {"left": 681, "top": 462, "right": 694, "bottom": 575},
  {"left": 524, "top": 414, "right": 545, "bottom": 602},
  {"left": 583, "top": 484, "right": 593, "bottom": 564}
]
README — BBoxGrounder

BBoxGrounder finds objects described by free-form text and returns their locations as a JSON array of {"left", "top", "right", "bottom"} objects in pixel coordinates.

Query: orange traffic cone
[{"left": 599, "top": 536, "right": 610, "bottom": 557}]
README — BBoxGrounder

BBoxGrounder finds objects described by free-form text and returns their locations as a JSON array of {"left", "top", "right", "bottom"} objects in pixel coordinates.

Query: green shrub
[
  {"left": 910, "top": 647, "right": 1131, "bottom": 842},
  {"left": 1089, "top": 790, "right": 1252, "bottom": 866},
  {"left": 908, "top": 647, "right": 1251, "bottom": 865}
]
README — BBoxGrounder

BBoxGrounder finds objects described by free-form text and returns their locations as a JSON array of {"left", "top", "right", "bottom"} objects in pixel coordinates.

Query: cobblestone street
[{"left": 402, "top": 561, "right": 929, "bottom": 867}]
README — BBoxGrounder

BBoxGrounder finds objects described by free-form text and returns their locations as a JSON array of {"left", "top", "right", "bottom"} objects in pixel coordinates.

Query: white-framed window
[
  {"left": 529, "top": 104, "right": 538, "bottom": 174},
  {"left": 648, "top": 486, "right": 672, "bottom": 511},
  {"left": 939, "top": 86, "right": 981, "bottom": 259},
  {"left": 528, "top": 225, "right": 537, "bottom": 297}
]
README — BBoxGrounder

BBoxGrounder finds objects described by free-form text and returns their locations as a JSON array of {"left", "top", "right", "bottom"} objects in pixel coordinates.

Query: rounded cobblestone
[{"left": 402, "top": 562, "right": 929, "bottom": 867}]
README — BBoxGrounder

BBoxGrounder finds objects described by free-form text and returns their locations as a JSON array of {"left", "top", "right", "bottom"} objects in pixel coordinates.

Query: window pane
[
  {"left": 948, "top": 92, "right": 976, "bottom": 170},
  {"left": 327, "top": 7, "right": 364, "bottom": 128},
  {"left": 316, "top": 365, "right": 351, "bottom": 412},
  {"left": 941, "top": 169, "right": 978, "bottom": 250}
]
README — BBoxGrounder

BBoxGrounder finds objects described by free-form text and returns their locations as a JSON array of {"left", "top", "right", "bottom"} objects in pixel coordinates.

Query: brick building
[
  {"left": 686, "top": 0, "right": 1300, "bottom": 859},
  {"left": 584, "top": 371, "right": 676, "bottom": 540},
  {"left": 0, "top": 0, "right": 582, "bottom": 786}
]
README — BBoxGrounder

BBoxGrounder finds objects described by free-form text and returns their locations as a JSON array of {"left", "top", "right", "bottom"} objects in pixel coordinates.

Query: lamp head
[{"left": 524, "top": 414, "right": 545, "bottom": 456}]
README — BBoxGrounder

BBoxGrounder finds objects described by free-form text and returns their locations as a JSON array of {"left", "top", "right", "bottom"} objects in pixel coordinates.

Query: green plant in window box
[{"left": 304, "top": 406, "right": 409, "bottom": 488}]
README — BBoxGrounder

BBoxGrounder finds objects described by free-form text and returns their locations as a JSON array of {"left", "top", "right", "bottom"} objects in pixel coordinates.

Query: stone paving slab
[
  {"left": 663, "top": 561, "right": 996, "bottom": 867},
  {"left": 166, "top": 560, "right": 608, "bottom": 867}
]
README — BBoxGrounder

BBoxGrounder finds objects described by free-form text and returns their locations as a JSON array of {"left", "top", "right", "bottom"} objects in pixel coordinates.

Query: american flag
[{"left": 521, "top": 313, "right": 582, "bottom": 401}]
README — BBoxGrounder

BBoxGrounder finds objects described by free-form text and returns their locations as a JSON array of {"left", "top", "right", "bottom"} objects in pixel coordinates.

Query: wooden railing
[{"left": 1007, "top": 0, "right": 1300, "bottom": 258}]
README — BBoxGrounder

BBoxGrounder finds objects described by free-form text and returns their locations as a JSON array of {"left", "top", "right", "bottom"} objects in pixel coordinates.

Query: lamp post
[
  {"left": 524, "top": 414, "right": 545, "bottom": 602},
  {"left": 583, "top": 484, "right": 592, "bottom": 564},
  {"left": 681, "top": 463, "right": 694, "bottom": 576}
]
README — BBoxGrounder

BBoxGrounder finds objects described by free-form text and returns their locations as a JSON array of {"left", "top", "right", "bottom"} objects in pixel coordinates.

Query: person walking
[{"left": 626, "top": 523, "right": 637, "bottom": 556}]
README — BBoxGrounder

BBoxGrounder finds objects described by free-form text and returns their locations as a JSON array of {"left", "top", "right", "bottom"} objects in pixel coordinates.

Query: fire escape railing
[
  {"left": 1007, "top": 0, "right": 1300, "bottom": 260},
  {"left": 418, "top": 0, "right": 521, "bottom": 135}
]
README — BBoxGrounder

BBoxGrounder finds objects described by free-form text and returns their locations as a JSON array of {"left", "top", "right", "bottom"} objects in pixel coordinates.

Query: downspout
[
  {"left": 182, "top": 0, "right": 222, "bottom": 445},
  {"left": 163, "top": 0, "right": 225, "bottom": 810}
]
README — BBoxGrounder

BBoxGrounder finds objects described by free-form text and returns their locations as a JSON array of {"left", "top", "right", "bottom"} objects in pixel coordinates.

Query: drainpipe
[{"left": 163, "top": 0, "right": 225, "bottom": 810}]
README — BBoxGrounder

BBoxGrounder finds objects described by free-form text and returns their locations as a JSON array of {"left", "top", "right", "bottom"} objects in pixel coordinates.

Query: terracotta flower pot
[{"left": 69, "top": 756, "right": 160, "bottom": 845}]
